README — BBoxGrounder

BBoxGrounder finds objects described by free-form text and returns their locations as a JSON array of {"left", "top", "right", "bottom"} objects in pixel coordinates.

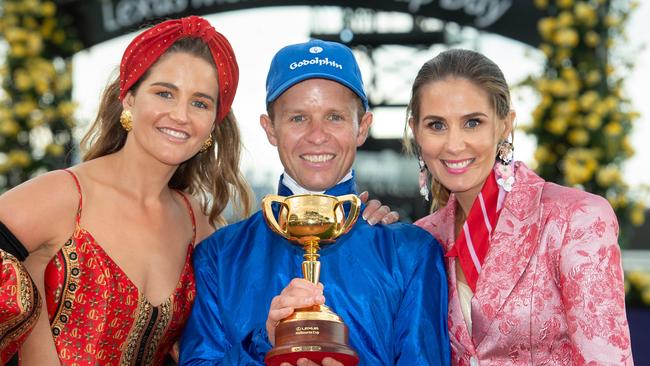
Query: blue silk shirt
[{"left": 179, "top": 175, "right": 450, "bottom": 365}]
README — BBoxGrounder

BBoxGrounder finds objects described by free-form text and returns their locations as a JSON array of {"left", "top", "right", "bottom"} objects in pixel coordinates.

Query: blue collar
[{"left": 277, "top": 172, "right": 358, "bottom": 197}]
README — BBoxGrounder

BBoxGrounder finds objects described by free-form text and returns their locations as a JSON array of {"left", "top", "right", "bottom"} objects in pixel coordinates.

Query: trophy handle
[
  {"left": 262, "top": 195, "right": 289, "bottom": 239},
  {"left": 333, "top": 194, "right": 361, "bottom": 237}
]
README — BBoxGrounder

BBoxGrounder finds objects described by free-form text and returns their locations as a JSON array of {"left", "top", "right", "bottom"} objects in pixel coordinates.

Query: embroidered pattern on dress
[
  {"left": 49, "top": 238, "right": 80, "bottom": 338},
  {"left": 0, "top": 250, "right": 41, "bottom": 362}
]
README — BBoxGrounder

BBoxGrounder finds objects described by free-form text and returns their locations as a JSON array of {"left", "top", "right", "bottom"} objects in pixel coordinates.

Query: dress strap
[
  {"left": 174, "top": 191, "right": 197, "bottom": 245},
  {"left": 62, "top": 169, "right": 83, "bottom": 228}
]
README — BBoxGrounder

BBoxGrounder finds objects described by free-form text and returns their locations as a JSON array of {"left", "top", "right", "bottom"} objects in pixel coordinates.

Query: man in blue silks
[{"left": 179, "top": 39, "right": 450, "bottom": 366}]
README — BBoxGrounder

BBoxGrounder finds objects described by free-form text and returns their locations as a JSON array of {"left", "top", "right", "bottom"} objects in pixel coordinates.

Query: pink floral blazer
[{"left": 416, "top": 163, "right": 633, "bottom": 365}]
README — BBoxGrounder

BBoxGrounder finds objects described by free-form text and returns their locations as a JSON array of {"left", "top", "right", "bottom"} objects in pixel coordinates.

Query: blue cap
[{"left": 265, "top": 39, "right": 369, "bottom": 110}]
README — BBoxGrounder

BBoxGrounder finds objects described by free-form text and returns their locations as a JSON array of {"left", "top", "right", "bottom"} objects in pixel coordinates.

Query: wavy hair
[{"left": 80, "top": 37, "right": 252, "bottom": 227}]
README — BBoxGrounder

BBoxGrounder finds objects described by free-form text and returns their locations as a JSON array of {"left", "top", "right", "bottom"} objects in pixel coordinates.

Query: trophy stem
[{"left": 302, "top": 239, "right": 321, "bottom": 285}]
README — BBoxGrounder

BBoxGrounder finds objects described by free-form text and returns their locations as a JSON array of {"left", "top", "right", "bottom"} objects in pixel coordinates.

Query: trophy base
[{"left": 264, "top": 306, "right": 359, "bottom": 366}]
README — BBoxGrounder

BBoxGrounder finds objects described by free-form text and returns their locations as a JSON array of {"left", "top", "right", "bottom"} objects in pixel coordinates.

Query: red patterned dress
[
  {"left": 43, "top": 170, "right": 196, "bottom": 365},
  {"left": 0, "top": 251, "right": 41, "bottom": 364}
]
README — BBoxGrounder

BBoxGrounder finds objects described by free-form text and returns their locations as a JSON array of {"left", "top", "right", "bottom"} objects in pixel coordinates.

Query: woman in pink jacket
[{"left": 405, "top": 49, "right": 633, "bottom": 365}]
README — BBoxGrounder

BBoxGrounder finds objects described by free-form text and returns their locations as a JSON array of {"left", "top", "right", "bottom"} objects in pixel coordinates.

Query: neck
[
  {"left": 282, "top": 170, "right": 354, "bottom": 195},
  {"left": 101, "top": 143, "right": 179, "bottom": 204},
  {"left": 455, "top": 186, "right": 482, "bottom": 217}
]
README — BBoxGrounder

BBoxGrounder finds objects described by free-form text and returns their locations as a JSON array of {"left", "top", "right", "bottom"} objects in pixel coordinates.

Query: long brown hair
[
  {"left": 80, "top": 37, "right": 252, "bottom": 227},
  {"left": 403, "top": 49, "right": 512, "bottom": 212}
]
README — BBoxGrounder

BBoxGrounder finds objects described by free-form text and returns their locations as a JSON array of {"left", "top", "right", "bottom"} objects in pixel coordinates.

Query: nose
[
  {"left": 304, "top": 120, "right": 329, "bottom": 145},
  {"left": 444, "top": 125, "right": 466, "bottom": 155},
  {"left": 169, "top": 101, "right": 190, "bottom": 124}
]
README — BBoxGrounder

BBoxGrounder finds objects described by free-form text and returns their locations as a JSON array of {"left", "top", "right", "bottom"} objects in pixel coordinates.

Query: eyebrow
[
  {"left": 150, "top": 82, "right": 216, "bottom": 103},
  {"left": 423, "top": 112, "right": 489, "bottom": 120}
]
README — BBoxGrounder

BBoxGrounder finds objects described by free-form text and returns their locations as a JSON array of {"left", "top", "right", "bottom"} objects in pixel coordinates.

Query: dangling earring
[
  {"left": 495, "top": 140, "right": 515, "bottom": 191},
  {"left": 120, "top": 110, "right": 133, "bottom": 132},
  {"left": 199, "top": 135, "right": 213, "bottom": 153},
  {"left": 496, "top": 140, "right": 514, "bottom": 165},
  {"left": 418, "top": 156, "right": 430, "bottom": 201}
]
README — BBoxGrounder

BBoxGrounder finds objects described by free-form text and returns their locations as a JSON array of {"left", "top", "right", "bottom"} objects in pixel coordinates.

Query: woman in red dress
[{"left": 0, "top": 16, "right": 252, "bottom": 365}]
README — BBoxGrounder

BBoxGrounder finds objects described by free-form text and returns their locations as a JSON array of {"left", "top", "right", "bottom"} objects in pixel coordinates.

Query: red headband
[{"left": 119, "top": 16, "right": 238, "bottom": 123}]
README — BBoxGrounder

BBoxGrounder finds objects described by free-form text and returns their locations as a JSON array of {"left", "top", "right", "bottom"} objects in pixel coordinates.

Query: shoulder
[
  {"left": 179, "top": 193, "right": 214, "bottom": 244},
  {"left": 357, "top": 220, "right": 443, "bottom": 256},
  {"left": 194, "top": 210, "right": 265, "bottom": 257},
  {"left": 541, "top": 182, "right": 616, "bottom": 224},
  {"left": 414, "top": 211, "right": 446, "bottom": 238},
  {"left": 0, "top": 169, "right": 80, "bottom": 251}
]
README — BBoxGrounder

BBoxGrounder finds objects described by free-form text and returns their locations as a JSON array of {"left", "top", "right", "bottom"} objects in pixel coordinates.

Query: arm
[
  {"left": 394, "top": 236, "right": 450, "bottom": 366},
  {"left": 558, "top": 196, "right": 633, "bottom": 365},
  {"left": 0, "top": 170, "right": 78, "bottom": 365},
  {"left": 179, "top": 249, "right": 268, "bottom": 366}
]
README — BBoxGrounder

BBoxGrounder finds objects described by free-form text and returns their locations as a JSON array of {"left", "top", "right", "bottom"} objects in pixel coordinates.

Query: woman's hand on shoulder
[
  {"left": 0, "top": 170, "right": 79, "bottom": 256},
  {"left": 359, "top": 191, "right": 399, "bottom": 225}
]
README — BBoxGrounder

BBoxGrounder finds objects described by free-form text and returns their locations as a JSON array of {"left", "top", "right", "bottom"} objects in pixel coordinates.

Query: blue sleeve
[
  {"left": 394, "top": 236, "right": 450, "bottom": 366},
  {"left": 178, "top": 244, "right": 272, "bottom": 366}
]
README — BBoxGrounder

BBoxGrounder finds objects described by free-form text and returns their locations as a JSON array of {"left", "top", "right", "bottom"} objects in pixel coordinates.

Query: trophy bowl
[{"left": 262, "top": 193, "right": 360, "bottom": 366}]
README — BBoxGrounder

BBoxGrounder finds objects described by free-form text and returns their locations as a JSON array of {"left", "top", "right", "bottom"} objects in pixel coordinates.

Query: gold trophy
[{"left": 262, "top": 193, "right": 361, "bottom": 366}]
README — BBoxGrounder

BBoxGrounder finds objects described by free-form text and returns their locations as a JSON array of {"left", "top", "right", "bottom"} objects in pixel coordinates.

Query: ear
[
  {"left": 501, "top": 110, "right": 516, "bottom": 141},
  {"left": 260, "top": 114, "right": 278, "bottom": 147},
  {"left": 355, "top": 111, "right": 373, "bottom": 147},
  {"left": 408, "top": 116, "right": 416, "bottom": 137},
  {"left": 122, "top": 91, "right": 135, "bottom": 111}
]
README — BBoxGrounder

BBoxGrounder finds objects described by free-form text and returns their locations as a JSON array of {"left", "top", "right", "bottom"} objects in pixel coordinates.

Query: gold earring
[
  {"left": 199, "top": 135, "right": 213, "bottom": 153},
  {"left": 120, "top": 110, "right": 133, "bottom": 132}
]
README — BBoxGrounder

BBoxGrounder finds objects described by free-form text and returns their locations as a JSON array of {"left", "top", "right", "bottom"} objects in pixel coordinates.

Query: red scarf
[{"left": 446, "top": 170, "right": 503, "bottom": 292}]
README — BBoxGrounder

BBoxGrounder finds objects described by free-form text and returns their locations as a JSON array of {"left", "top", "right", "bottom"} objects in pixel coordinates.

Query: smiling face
[
  {"left": 260, "top": 78, "right": 372, "bottom": 191},
  {"left": 410, "top": 77, "right": 513, "bottom": 211},
  {"left": 122, "top": 52, "right": 218, "bottom": 166}
]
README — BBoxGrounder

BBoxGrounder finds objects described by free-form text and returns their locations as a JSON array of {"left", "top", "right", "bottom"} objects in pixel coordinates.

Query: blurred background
[{"left": 1, "top": 0, "right": 649, "bottom": 363}]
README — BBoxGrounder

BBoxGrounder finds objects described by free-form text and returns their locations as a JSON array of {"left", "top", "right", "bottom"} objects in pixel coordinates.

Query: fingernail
[{"left": 367, "top": 218, "right": 377, "bottom": 225}]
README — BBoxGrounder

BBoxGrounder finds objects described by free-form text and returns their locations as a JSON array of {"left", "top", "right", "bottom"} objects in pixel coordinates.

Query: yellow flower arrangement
[
  {"left": 0, "top": 0, "right": 80, "bottom": 191},
  {"left": 529, "top": 1, "right": 644, "bottom": 251}
]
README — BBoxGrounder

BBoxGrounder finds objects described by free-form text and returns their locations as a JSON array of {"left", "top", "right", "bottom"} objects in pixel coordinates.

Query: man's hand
[
  {"left": 279, "top": 357, "right": 344, "bottom": 366},
  {"left": 359, "top": 191, "right": 399, "bottom": 225},
  {"left": 266, "top": 278, "right": 325, "bottom": 345}
]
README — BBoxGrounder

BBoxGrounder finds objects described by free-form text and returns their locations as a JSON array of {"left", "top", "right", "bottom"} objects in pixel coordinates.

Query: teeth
[
  {"left": 159, "top": 127, "right": 189, "bottom": 139},
  {"left": 444, "top": 159, "right": 472, "bottom": 169},
  {"left": 302, "top": 154, "right": 334, "bottom": 163}
]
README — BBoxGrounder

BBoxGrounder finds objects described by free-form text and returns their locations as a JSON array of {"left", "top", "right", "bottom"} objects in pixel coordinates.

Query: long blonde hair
[
  {"left": 404, "top": 49, "right": 512, "bottom": 212},
  {"left": 80, "top": 37, "right": 252, "bottom": 227}
]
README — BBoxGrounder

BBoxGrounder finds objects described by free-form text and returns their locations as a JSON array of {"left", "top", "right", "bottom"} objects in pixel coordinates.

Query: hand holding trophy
[{"left": 262, "top": 193, "right": 361, "bottom": 366}]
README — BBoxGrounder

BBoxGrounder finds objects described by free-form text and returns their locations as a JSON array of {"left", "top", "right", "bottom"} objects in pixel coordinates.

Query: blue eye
[
  {"left": 290, "top": 115, "right": 305, "bottom": 123},
  {"left": 328, "top": 114, "right": 343, "bottom": 122},
  {"left": 192, "top": 100, "right": 208, "bottom": 109},
  {"left": 427, "top": 120, "right": 446, "bottom": 131},
  {"left": 157, "top": 91, "right": 172, "bottom": 99},
  {"left": 465, "top": 118, "right": 481, "bottom": 128}
]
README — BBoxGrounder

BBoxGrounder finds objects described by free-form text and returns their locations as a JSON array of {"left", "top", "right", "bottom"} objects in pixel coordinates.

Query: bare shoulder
[
  {"left": 183, "top": 194, "right": 215, "bottom": 244},
  {"left": 0, "top": 169, "right": 80, "bottom": 252}
]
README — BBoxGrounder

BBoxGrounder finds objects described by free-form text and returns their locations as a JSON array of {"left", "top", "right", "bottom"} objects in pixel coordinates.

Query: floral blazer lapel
[
  {"left": 470, "top": 163, "right": 546, "bottom": 346},
  {"left": 421, "top": 196, "right": 477, "bottom": 355}
]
